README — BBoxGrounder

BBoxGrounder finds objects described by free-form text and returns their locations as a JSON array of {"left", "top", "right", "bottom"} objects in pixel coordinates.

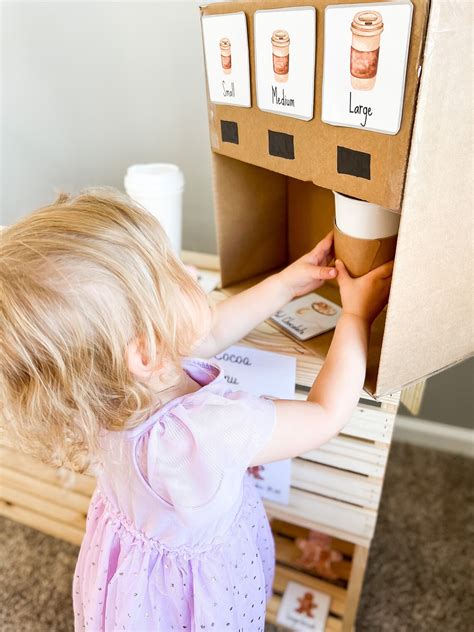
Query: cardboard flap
[
  {"left": 211, "top": 153, "right": 288, "bottom": 287},
  {"left": 374, "top": 0, "right": 473, "bottom": 396}
]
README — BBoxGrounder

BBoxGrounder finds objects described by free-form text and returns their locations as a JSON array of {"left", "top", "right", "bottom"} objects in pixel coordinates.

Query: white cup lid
[
  {"left": 333, "top": 191, "right": 400, "bottom": 239},
  {"left": 125, "top": 163, "right": 184, "bottom": 194}
]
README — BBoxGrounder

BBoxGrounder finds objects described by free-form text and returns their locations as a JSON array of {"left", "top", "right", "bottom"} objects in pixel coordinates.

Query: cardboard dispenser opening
[{"left": 213, "top": 153, "right": 387, "bottom": 396}]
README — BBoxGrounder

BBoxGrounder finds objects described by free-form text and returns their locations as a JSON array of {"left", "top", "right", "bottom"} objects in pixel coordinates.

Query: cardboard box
[{"left": 201, "top": 0, "right": 473, "bottom": 397}]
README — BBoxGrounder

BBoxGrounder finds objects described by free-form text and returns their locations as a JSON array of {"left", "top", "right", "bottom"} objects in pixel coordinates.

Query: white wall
[{"left": 1, "top": 0, "right": 217, "bottom": 253}]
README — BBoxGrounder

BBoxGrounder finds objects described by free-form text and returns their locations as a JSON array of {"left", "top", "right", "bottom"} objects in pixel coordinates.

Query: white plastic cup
[
  {"left": 124, "top": 163, "right": 184, "bottom": 254},
  {"left": 333, "top": 191, "right": 400, "bottom": 239}
]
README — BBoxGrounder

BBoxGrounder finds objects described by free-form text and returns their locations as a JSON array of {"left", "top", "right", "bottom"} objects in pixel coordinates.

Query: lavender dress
[{"left": 73, "top": 359, "right": 276, "bottom": 632}]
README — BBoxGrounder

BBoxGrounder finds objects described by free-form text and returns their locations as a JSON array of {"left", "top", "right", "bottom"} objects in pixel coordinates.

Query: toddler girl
[{"left": 0, "top": 189, "right": 392, "bottom": 631}]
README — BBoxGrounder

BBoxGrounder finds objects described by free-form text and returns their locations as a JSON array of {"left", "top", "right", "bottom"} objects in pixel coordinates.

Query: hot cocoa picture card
[
  {"left": 271, "top": 293, "right": 342, "bottom": 341},
  {"left": 213, "top": 345, "right": 295, "bottom": 505},
  {"left": 201, "top": 12, "right": 251, "bottom": 107},
  {"left": 277, "top": 581, "right": 331, "bottom": 632},
  {"left": 254, "top": 7, "right": 316, "bottom": 120},
  {"left": 322, "top": 1, "right": 413, "bottom": 134}
]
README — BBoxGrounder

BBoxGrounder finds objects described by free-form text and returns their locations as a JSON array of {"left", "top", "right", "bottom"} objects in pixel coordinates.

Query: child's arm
[
  {"left": 194, "top": 232, "right": 336, "bottom": 358},
  {"left": 251, "top": 259, "right": 394, "bottom": 464}
]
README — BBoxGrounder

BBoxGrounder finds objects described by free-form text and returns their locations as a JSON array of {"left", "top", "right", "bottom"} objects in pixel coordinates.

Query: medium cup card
[
  {"left": 271, "top": 293, "right": 342, "bottom": 341},
  {"left": 213, "top": 345, "right": 296, "bottom": 505},
  {"left": 254, "top": 7, "right": 316, "bottom": 120},
  {"left": 276, "top": 581, "right": 331, "bottom": 632},
  {"left": 201, "top": 12, "right": 251, "bottom": 107},
  {"left": 322, "top": 1, "right": 413, "bottom": 134}
]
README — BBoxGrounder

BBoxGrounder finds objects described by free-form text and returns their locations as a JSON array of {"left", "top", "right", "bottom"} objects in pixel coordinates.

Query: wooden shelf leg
[{"left": 342, "top": 544, "right": 369, "bottom": 632}]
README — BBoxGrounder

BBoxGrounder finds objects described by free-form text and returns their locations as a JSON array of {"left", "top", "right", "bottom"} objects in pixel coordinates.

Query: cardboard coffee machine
[{"left": 200, "top": 0, "right": 472, "bottom": 398}]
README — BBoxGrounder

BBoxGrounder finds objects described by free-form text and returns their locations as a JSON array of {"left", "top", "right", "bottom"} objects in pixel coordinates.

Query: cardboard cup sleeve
[{"left": 334, "top": 222, "right": 397, "bottom": 277}]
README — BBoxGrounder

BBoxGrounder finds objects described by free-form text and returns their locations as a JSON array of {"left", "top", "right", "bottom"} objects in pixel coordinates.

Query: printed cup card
[
  {"left": 201, "top": 12, "right": 251, "bottom": 107},
  {"left": 213, "top": 345, "right": 296, "bottom": 505},
  {"left": 254, "top": 7, "right": 316, "bottom": 120},
  {"left": 247, "top": 459, "right": 291, "bottom": 505},
  {"left": 277, "top": 581, "right": 331, "bottom": 632},
  {"left": 322, "top": 1, "right": 413, "bottom": 134},
  {"left": 271, "top": 293, "right": 342, "bottom": 341}
]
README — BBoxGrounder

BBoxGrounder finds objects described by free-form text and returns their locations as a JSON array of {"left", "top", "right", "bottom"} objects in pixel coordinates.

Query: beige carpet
[{"left": 0, "top": 442, "right": 473, "bottom": 632}]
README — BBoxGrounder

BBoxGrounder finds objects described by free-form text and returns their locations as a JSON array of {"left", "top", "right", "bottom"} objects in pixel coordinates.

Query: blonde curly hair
[{"left": 0, "top": 188, "right": 210, "bottom": 472}]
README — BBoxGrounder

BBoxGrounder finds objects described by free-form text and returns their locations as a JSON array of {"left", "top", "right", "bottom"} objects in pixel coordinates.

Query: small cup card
[
  {"left": 254, "top": 7, "right": 316, "bottom": 120},
  {"left": 271, "top": 293, "right": 342, "bottom": 341},
  {"left": 322, "top": 1, "right": 413, "bottom": 134},
  {"left": 201, "top": 12, "right": 251, "bottom": 107},
  {"left": 277, "top": 581, "right": 331, "bottom": 632}
]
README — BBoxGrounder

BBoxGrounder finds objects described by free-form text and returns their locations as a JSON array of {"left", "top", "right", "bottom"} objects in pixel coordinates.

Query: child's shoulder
[
  {"left": 118, "top": 360, "right": 276, "bottom": 510},
  {"left": 128, "top": 358, "right": 273, "bottom": 440}
]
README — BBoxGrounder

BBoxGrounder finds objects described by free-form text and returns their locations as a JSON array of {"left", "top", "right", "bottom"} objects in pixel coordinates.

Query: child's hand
[
  {"left": 336, "top": 259, "right": 394, "bottom": 324},
  {"left": 277, "top": 232, "right": 336, "bottom": 299}
]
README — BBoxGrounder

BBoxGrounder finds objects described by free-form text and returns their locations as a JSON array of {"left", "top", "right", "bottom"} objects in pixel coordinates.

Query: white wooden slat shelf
[
  {"left": 265, "top": 488, "right": 377, "bottom": 547},
  {"left": 303, "top": 436, "right": 390, "bottom": 478},
  {"left": 294, "top": 392, "right": 398, "bottom": 444},
  {"left": 291, "top": 459, "right": 383, "bottom": 511}
]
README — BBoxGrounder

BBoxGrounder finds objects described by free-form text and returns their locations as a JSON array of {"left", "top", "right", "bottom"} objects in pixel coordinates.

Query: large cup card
[
  {"left": 201, "top": 12, "right": 251, "bottom": 107},
  {"left": 254, "top": 7, "right": 316, "bottom": 121},
  {"left": 322, "top": 1, "right": 413, "bottom": 134}
]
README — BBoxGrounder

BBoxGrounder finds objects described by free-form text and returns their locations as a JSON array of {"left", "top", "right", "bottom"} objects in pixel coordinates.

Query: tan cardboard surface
[
  {"left": 375, "top": 0, "right": 473, "bottom": 396},
  {"left": 287, "top": 179, "right": 335, "bottom": 261},
  {"left": 201, "top": 0, "right": 430, "bottom": 210},
  {"left": 334, "top": 223, "right": 397, "bottom": 277},
  {"left": 212, "top": 153, "right": 288, "bottom": 287}
]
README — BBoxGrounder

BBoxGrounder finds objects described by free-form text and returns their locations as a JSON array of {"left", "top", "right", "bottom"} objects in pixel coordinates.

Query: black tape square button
[
  {"left": 268, "top": 130, "right": 295, "bottom": 160},
  {"left": 220, "top": 120, "right": 239, "bottom": 144},
  {"left": 337, "top": 146, "right": 371, "bottom": 180}
]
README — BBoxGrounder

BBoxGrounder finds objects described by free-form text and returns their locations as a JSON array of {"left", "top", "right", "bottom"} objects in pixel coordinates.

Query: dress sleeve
[{"left": 136, "top": 391, "right": 276, "bottom": 511}]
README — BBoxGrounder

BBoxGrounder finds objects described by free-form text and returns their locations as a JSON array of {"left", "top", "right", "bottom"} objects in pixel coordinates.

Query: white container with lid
[{"left": 124, "top": 163, "right": 184, "bottom": 254}]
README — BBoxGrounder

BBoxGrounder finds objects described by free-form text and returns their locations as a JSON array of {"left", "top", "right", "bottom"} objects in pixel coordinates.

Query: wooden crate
[
  {"left": 267, "top": 519, "right": 352, "bottom": 632},
  {"left": 1, "top": 253, "right": 401, "bottom": 631},
  {"left": 0, "top": 445, "right": 93, "bottom": 546}
]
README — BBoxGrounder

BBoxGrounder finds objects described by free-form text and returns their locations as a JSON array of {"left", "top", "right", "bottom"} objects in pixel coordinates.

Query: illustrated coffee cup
[
  {"left": 350, "top": 11, "right": 384, "bottom": 91},
  {"left": 219, "top": 37, "right": 232, "bottom": 74},
  {"left": 272, "top": 30, "right": 290, "bottom": 83},
  {"left": 333, "top": 191, "right": 399, "bottom": 277}
]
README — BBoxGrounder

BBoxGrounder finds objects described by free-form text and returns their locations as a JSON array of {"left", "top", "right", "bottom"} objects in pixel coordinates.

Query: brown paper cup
[{"left": 334, "top": 222, "right": 397, "bottom": 277}]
